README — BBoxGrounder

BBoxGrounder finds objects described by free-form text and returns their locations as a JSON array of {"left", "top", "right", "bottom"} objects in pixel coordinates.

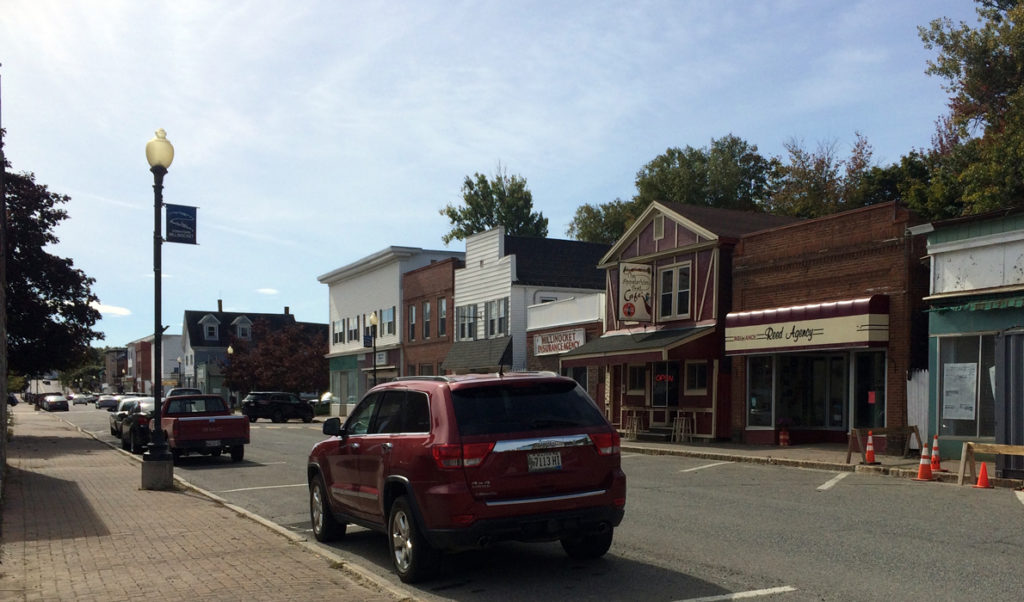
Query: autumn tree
[
  {"left": 3, "top": 141, "right": 102, "bottom": 376},
  {"left": 222, "top": 320, "right": 328, "bottom": 396},
  {"left": 765, "top": 133, "right": 878, "bottom": 219},
  {"left": 440, "top": 164, "right": 548, "bottom": 244}
]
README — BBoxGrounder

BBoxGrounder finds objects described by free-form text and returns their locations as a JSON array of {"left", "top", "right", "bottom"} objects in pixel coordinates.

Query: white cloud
[{"left": 92, "top": 302, "right": 131, "bottom": 317}]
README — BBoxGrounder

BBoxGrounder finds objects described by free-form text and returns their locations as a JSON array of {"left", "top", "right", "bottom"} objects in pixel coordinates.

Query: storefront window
[
  {"left": 939, "top": 334, "right": 996, "bottom": 438},
  {"left": 747, "top": 356, "right": 773, "bottom": 427}
]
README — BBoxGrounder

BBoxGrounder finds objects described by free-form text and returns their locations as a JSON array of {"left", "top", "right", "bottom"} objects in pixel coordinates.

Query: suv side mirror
[{"left": 322, "top": 416, "right": 343, "bottom": 437}]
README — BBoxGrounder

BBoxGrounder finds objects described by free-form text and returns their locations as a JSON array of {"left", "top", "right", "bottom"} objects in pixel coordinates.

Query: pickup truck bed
[{"left": 156, "top": 394, "right": 250, "bottom": 462}]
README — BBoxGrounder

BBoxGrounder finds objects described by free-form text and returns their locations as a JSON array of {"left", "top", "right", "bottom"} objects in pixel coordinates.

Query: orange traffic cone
[
  {"left": 862, "top": 430, "right": 879, "bottom": 465},
  {"left": 973, "top": 461, "right": 993, "bottom": 489},
  {"left": 914, "top": 445, "right": 934, "bottom": 481},
  {"left": 930, "top": 434, "right": 946, "bottom": 472}
]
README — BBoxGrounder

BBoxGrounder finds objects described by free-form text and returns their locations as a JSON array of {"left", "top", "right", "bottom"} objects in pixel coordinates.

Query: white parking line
[
  {"left": 1015, "top": 490, "right": 1024, "bottom": 507},
  {"left": 817, "top": 472, "right": 850, "bottom": 491},
  {"left": 679, "top": 461, "right": 731, "bottom": 473},
  {"left": 677, "top": 585, "right": 797, "bottom": 601},
  {"left": 217, "top": 483, "right": 308, "bottom": 493}
]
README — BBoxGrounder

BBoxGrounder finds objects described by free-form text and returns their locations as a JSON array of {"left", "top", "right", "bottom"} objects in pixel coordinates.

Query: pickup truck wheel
[
  {"left": 389, "top": 496, "right": 439, "bottom": 583},
  {"left": 121, "top": 433, "right": 129, "bottom": 450},
  {"left": 272, "top": 410, "right": 284, "bottom": 423},
  {"left": 129, "top": 430, "right": 142, "bottom": 454},
  {"left": 230, "top": 445, "right": 244, "bottom": 462},
  {"left": 247, "top": 415, "right": 257, "bottom": 423},
  {"left": 560, "top": 528, "right": 614, "bottom": 559},
  {"left": 310, "top": 477, "right": 346, "bottom": 542}
]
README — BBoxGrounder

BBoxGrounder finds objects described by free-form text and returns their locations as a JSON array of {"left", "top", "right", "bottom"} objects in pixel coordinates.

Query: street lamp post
[
  {"left": 176, "top": 356, "right": 182, "bottom": 386},
  {"left": 226, "top": 345, "right": 234, "bottom": 409},
  {"left": 142, "top": 129, "right": 174, "bottom": 489},
  {"left": 368, "top": 312, "right": 378, "bottom": 387}
]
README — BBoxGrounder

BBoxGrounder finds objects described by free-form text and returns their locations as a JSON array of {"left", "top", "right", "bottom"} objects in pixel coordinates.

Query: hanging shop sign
[{"left": 618, "top": 262, "right": 653, "bottom": 322}]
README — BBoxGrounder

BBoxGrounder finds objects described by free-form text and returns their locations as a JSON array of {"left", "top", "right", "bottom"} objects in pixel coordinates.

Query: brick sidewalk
[{"left": 0, "top": 406, "right": 404, "bottom": 601}]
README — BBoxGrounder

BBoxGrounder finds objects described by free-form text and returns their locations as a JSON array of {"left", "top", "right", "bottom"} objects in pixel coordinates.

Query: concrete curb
[
  {"left": 59, "top": 416, "right": 417, "bottom": 602},
  {"left": 621, "top": 444, "right": 1024, "bottom": 489}
]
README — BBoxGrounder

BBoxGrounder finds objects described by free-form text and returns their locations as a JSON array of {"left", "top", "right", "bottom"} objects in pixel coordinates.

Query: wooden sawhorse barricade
[
  {"left": 956, "top": 442, "right": 1024, "bottom": 485},
  {"left": 845, "top": 426, "right": 923, "bottom": 464}
]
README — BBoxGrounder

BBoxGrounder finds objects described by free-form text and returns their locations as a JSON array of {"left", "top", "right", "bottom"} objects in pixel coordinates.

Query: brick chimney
[
  {"left": 284, "top": 306, "right": 290, "bottom": 315},
  {"left": 218, "top": 299, "right": 223, "bottom": 312}
]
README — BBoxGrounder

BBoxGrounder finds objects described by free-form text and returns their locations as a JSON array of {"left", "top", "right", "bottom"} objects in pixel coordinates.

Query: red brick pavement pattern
[{"left": 0, "top": 407, "right": 401, "bottom": 602}]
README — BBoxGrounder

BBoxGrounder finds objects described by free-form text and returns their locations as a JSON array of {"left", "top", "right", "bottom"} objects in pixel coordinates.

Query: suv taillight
[
  {"left": 432, "top": 442, "right": 495, "bottom": 469},
  {"left": 138, "top": 416, "right": 150, "bottom": 428},
  {"left": 590, "top": 431, "right": 620, "bottom": 455}
]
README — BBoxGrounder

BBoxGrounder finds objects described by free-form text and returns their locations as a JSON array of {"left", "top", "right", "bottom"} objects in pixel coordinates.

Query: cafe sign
[
  {"left": 534, "top": 329, "right": 586, "bottom": 356},
  {"left": 618, "top": 262, "right": 653, "bottom": 322}
]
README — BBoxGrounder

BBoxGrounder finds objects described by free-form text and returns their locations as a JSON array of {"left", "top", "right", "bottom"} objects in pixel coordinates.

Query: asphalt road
[{"left": 58, "top": 404, "right": 1024, "bottom": 601}]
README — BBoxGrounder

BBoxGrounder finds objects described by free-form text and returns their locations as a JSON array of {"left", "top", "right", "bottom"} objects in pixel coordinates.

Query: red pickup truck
[{"left": 154, "top": 394, "right": 250, "bottom": 462}]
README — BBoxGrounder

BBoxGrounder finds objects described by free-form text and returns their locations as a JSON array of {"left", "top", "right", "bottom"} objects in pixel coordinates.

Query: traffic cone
[
  {"left": 862, "top": 430, "right": 879, "bottom": 465},
  {"left": 973, "top": 461, "right": 993, "bottom": 489},
  {"left": 914, "top": 445, "right": 933, "bottom": 481},
  {"left": 930, "top": 434, "right": 946, "bottom": 472}
]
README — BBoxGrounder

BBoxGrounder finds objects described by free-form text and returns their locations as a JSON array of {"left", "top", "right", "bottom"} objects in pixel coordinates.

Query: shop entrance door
[
  {"left": 853, "top": 350, "right": 886, "bottom": 429},
  {"left": 652, "top": 361, "right": 679, "bottom": 426}
]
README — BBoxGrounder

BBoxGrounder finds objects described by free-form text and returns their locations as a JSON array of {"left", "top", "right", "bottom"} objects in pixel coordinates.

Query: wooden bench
[
  {"left": 845, "top": 426, "right": 923, "bottom": 464},
  {"left": 956, "top": 442, "right": 1024, "bottom": 485}
]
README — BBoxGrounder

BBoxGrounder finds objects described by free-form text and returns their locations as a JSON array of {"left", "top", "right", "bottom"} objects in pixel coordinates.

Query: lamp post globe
[{"left": 142, "top": 128, "right": 174, "bottom": 484}]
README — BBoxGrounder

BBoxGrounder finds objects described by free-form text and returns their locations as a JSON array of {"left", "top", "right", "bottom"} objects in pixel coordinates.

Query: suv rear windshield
[{"left": 451, "top": 381, "right": 606, "bottom": 436}]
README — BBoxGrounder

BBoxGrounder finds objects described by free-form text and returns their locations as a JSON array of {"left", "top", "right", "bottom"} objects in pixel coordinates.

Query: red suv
[{"left": 307, "top": 373, "right": 626, "bottom": 583}]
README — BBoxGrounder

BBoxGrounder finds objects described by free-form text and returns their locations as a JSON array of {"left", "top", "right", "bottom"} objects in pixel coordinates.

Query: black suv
[
  {"left": 241, "top": 391, "right": 313, "bottom": 423},
  {"left": 308, "top": 373, "right": 626, "bottom": 583}
]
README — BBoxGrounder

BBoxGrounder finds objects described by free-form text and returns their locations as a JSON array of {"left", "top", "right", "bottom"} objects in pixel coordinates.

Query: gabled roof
[
  {"left": 504, "top": 235, "right": 610, "bottom": 289},
  {"left": 601, "top": 201, "right": 801, "bottom": 265},
  {"left": 183, "top": 310, "right": 297, "bottom": 348},
  {"left": 660, "top": 202, "right": 801, "bottom": 240}
]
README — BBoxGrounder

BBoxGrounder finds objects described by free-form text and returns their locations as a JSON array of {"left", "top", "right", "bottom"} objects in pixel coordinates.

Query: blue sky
[{"left": 1, "top": 1, "right": 980, "bottom": 347}]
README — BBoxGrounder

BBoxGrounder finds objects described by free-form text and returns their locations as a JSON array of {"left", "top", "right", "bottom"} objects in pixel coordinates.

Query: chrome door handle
[{"left": 382, "top": 442, "right": 393, "bottom": 451}]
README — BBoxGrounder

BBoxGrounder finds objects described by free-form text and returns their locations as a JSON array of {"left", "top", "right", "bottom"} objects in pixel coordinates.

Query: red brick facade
[
  {"left": 729, "top": 202, "right": 929, "bottom": 446},
  {"left": 402, "top": 258, "right": 461, "bottom": 376}
]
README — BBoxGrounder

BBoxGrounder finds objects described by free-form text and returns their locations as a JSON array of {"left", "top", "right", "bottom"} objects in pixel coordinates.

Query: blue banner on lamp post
[{"left": 165, "top": 204, "right": 197, "bottom": 244}]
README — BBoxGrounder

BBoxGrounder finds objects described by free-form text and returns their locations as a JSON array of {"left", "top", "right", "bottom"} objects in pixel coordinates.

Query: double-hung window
[
  {"left": 408, "top": 305, "right": 416, "bottom": 341},
  {"left": 658, "top": 263, "right": 691, "bottom": 321},
  {"left": 423, "top": 301, "right": 431, "bottom": 340}
]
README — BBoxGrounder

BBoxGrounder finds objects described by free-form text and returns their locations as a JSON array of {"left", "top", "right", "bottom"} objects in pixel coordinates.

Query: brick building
[
  {"left": 725, "top": 202, "right": 929, "bottom": 447},
  {"left": 402, "top": 257, "right": 462, "bottom": 376}
]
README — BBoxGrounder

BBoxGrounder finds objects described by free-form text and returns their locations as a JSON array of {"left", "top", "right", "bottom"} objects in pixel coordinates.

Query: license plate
[
  {"left": 527, "top": 451, "right": 562, "bottom": 472},
  {"left": 206, "top": 440, "right": 221, "bottom": 447}
]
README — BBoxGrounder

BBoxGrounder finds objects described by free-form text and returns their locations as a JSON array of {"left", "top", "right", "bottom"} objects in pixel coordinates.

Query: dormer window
[
  {"left": 199, "top": 314, "right": 221, "bottom": 341},
  {"left": 231, "top": 316, "right": 253, "bottom": 341}
]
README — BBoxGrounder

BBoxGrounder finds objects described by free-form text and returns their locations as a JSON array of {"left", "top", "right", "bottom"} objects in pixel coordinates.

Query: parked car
[
  {"left": 242, "top": 391, "right": 313, "bottom": 423},
  {"left": 155, "top": 394, "right": 249, "bottom": 462},
  {"left": 163, "top": 387, "right": 202, "bottom": 399},
  {"left": 109, "top": 397, "right": 148, "bottom": 438},
  {"left": 41, "top": 394, "right": 69, "bottom": 412},
  {"left": 120, "top": 397, "right": 156, "bottom": 454},
  {"left": 72, "top": 393, "right": 95, "bottom": 405},
  {"left": 307, "top": 373, "right": 627, "bottom": 583},
  {"left": 96, "top": 395, "right": 118, "bottom": 410}
]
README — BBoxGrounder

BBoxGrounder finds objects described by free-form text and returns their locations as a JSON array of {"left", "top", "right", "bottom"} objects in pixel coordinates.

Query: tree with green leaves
[
  {"left": 440, "top": 164, "right": 548, "bottom": 244},
  {"left": 4, "top": 147, "right": 102, "bottom": 376},
  {"left": 919, "top": 1, "right": 1024, "bottom": 214},
  {"left": 567, "top": 135, "right": 775, "bottom": 243}
]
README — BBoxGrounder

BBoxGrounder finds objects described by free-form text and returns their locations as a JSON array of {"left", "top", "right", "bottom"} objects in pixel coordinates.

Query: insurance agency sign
[{"left": 534, "top": 328, "right": 586, "bottom": 356}]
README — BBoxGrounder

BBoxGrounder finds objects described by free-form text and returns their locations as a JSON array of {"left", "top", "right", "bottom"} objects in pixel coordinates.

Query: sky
[{"left": 1, "top": 1, "right": 982, "bottom": 348}]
